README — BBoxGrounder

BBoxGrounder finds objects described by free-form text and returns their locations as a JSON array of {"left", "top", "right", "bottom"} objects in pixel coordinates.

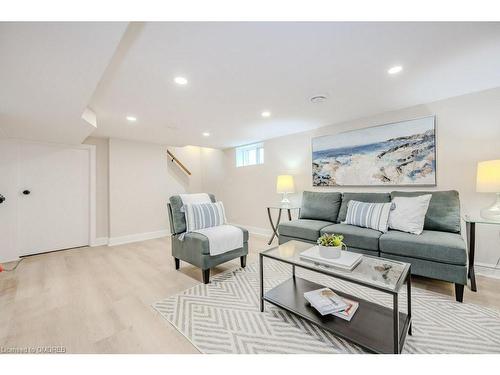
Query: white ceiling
[
  {"left": 2, "top": 22, "right": 500, "bottom": 148},
  {"left": 0, "top": 22, "right": 127, "bottom": 144}
]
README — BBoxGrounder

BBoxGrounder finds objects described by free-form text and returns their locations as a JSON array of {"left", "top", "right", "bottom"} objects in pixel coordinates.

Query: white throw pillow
[{"left": 388, "top": 195, "right": 432, "bottom": 235}]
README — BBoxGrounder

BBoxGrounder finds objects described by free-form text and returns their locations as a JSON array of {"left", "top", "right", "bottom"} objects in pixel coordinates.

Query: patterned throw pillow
[
  {"left": 184, "top": 201, "right": 227, "bottom": 232},
  {"left": 342, "top": 200, "right": 393, "bottom": 233}
]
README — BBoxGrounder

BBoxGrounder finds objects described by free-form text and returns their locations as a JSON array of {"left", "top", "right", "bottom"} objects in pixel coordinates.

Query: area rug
[{"left": 153, "top": 260, "right": 500, "bottom": 354}]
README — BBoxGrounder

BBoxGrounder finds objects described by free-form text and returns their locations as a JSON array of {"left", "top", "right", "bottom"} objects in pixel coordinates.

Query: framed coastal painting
[{"left": 312, "top": 116, "right": 436, "bottom": 186}]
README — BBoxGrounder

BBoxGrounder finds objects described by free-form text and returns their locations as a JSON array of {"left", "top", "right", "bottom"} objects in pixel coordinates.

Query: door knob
[
  {"left": 0, "top": 194, "right": 5, "bottom": 204},
  {"left": 22, "top": 190, "right": 31, "bottom": 195}
]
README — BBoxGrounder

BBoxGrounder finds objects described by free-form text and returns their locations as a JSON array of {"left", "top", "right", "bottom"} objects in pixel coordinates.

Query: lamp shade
[
  {"left": 276, "top": 175, "right": 295, "bottom": 193},
  {"left": 476, "top": 160, "right": 500, "bottom": 192}
]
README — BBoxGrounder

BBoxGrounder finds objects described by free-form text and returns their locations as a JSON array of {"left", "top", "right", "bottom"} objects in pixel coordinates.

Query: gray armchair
[{"left": 167, "top": 194, "right": 249, "bottom": 284}]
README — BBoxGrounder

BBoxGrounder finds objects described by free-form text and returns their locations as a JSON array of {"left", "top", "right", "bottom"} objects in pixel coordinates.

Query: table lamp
[
  {"left": 276, "top": 175, "right": 295, "bottom": 205},
  {"left": 476, "top": 160, "right": 500, "bottom": 221}
]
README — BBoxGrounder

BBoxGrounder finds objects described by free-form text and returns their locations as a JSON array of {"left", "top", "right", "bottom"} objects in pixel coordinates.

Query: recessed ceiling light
[
  {"left": 174, "top": 76, "right": 188, "bottom": 85},
  {"left": 202, "top": 132, "right": 210, "bottom": 137},
  {"left": 388, "top": 65, "right": 403, "bottom": 75},
  {"left": 126, "top": 116, "right": 137, "bottom": 122},
  {"left": 261, "top": 111, "right": 271, "bottom": 118}
]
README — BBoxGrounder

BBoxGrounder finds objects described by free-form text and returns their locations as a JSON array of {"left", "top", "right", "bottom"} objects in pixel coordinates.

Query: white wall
[
  {"left": 107, "top": 138, "right": 207, "bottom": 245},
  {"left": 202, "top": 87, "right": 500, "bottom": 271},
  {"left": 82, "top": 136, "right": 216, "bottom": 246}
]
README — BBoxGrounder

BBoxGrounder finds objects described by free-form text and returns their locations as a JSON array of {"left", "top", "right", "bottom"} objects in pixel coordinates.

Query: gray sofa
[
  {"left": 168, "top": 194, "right": 249, "bottom": 284},
  {"left": 278, "top": 191, "right": 467, "bottom": 302}
]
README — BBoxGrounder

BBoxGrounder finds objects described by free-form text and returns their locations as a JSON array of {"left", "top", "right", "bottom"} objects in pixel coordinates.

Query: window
[{"left": 236, "top": 142, "right": 264, "bottom": 167}]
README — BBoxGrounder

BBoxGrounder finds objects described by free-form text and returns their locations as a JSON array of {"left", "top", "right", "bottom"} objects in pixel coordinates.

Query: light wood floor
[{"left": 1, "top": 235, "right": 499, "bottom": 353}]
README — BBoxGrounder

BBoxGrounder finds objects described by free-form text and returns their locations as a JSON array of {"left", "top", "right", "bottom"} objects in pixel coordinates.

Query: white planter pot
[{"left": 318, "top": 244, "right": 342, "bottom": 259}]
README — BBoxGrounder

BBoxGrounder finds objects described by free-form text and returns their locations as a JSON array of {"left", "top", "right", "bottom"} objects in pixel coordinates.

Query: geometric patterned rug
[{"left": 153, "top": 260, "right": 500, "bottom": 354}]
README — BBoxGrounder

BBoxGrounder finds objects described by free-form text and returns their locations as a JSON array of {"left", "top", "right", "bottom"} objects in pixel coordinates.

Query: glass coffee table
[{"left": 259, "top": 240, "right": 412, "bottom": 354}]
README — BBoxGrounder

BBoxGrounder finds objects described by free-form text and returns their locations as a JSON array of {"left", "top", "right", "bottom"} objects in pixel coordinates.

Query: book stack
[
  {"left": 304, "top": 288, "right": 359, "bottom": 321},
  {"left": 300, "top": 246, "right": 362, "bottom": 271}
]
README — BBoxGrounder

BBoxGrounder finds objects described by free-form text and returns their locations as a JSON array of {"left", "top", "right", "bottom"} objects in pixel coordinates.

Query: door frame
[
  {"left": 6, "top": 139, "right": 97, "bottom": 253},
  {"left": 85, "top": 142, "right": 97, "bottom": 247}
]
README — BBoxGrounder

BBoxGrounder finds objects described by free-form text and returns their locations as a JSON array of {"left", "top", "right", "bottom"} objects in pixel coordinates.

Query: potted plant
[{"left": 317, "top": 233, "right": 346, "bottom": 259}]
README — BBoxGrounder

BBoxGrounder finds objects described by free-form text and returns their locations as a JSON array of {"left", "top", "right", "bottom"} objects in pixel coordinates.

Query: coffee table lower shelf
[{"left": 263, "top": 276, "right": 410, "bottom": 354}]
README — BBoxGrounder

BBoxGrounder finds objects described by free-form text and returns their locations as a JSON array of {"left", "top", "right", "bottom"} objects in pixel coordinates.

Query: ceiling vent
[{"left": 310, "top": 95, "right": 328, "bottom": 103}]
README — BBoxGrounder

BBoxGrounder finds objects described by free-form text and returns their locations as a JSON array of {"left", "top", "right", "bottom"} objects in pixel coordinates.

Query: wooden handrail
[{"left": 167, "top": 149, "right": 192, "bottom": 175}]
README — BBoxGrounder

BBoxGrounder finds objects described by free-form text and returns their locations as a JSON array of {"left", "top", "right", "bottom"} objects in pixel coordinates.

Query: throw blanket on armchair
[
  {"left": 179, "top": 194, "right": 243, "bottom": 256},
  {"left": 192, "top": 225, "right": 243, "bottom": 256},
  {"left": 179, "top": 193, "right": 212, "bottom": 206}
]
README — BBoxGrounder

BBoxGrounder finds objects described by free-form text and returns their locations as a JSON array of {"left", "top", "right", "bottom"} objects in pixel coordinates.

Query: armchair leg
[
  {"left": 240, "top": 255, "right": 247, "bottom": 268},
  {"left": 174, "top": 257, "right": 180, "bottom": 270},
  {"left": 455, "top": 283, "right": 464, "bottom": 303},
  {"left": 202, "top": 269, "right": 210, "bottom": 284}
]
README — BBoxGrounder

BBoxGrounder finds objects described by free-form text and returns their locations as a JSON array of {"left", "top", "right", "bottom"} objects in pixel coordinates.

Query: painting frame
[{"left": 311, "top": 115, "right": 437, "bottom": 187}]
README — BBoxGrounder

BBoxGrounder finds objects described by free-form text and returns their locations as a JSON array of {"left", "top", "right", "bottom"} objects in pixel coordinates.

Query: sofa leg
[
  {"left": 240, "top": 255, "right": 247, "bottom": 268},
  {"left": 174, "top": 258, "right": 180, "bottom": 270},
  {"left": 455, "top": 283, "right": 464, "bottom": 303},
  {"left": 202, "top": 269, "right": 210, "bottom": 284}
]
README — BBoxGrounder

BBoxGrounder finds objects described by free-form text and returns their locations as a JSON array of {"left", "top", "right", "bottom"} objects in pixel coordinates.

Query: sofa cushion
[
  {"left": 320, "top": 223, "right": 382, "bottom": 251},
  {"left": 379, "top": 230, "right": 466, "bottom": 265},
  {"left": 300, "top": 191, "right": 342, "bottom": 222},
  {"left": 337, "top": 193, "right": 391, "bottom": 223},
  {"left": 278, "top": 219, "right": 332, "bottom": 242},
  {"left": 380, "top": 253, "right": 467, "bottom": 285},
  {"left": 390, "top": 191, "right": 460, "bottom": 233},
  {"left": 169, "top": 194, "right": 216, "bottom": 234}
]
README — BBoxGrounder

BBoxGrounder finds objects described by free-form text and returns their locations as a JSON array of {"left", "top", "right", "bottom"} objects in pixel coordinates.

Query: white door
[
  {"left": 0, "top": 140, "right": 19, "bottom": 262},
  {"left": 16, "top": 142, "right": 90, "bottom": 256}
]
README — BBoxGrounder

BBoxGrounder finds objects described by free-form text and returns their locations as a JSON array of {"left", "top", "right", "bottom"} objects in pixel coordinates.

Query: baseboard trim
[
  {"left": 108, "top": 230, "right": 170, "bottom": 246},
  {"left": 229, "top": 223, "right": 272, "bottom": 238},
  {"left": 475, "top": 262, "right": 500, "bottom": 280},
  {"left": 90, "top": 237, "right": 109, "bottom": 247}
]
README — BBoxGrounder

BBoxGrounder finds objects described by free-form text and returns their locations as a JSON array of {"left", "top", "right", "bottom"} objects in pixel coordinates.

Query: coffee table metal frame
[{"left": 259, "top": 247, "right": 412, "bottom": 354}]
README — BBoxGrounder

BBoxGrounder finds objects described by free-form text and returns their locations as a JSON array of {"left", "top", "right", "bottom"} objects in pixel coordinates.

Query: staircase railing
[{"left": 166, "top": 149, "right": 192, "bottom": 176}]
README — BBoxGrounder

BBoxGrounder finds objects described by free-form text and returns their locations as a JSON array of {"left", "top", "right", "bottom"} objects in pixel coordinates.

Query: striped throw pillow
[
  {"left": 184, "top": 201, "right": 227, "bottom": 232},
  {"left": 342, "top": 200, "right": 393, "bottom": 233}
]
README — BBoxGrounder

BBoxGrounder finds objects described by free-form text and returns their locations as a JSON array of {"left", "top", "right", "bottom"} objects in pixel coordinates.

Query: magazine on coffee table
[
  {"left": 304, "top": 288, "right": 359, "bottom": 321},
  {"left": 303, "top": 288, "right": 348, "bottom": 315},
  {"left": 331, "top": 297, "right": 359, "bottom": 321},
  {"left": 300, "top": 246, "right": 362, "bottom": 271}
]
